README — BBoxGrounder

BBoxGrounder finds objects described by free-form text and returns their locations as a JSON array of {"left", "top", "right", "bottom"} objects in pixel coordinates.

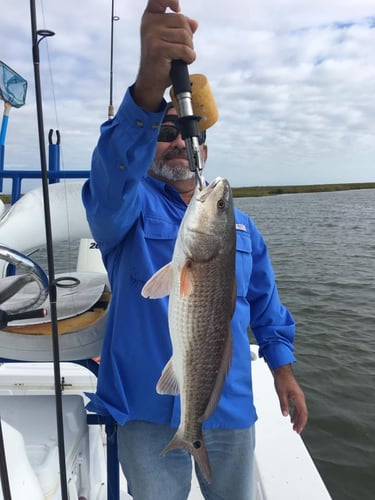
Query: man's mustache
[{"left": 163, "top": 148, "right": 188, "bottom": 161}]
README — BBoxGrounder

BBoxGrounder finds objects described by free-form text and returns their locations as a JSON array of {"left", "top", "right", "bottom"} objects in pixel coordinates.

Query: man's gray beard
[{"left": 150, "top": 159, "right": 195, "bottom": 181}]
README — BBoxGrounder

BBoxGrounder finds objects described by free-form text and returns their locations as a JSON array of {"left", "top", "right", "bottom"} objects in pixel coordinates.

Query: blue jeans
[{"left": 117, "top": 421, "right": 255, "bottom": 500}]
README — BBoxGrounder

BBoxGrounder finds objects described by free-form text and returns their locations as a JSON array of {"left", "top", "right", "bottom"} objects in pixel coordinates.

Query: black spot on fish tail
[{"left": 161, "top": 432, "right": 212, "bottom": 483}]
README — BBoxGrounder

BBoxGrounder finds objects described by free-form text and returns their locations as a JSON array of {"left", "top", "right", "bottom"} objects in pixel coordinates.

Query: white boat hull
[{"left": 0, "top": 347, "right": 332, "bottom": 500}]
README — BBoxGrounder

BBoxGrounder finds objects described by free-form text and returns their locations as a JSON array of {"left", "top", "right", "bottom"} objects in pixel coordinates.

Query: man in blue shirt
[{"left": 82, "top": 1, "right": 308, "bottom": 498}]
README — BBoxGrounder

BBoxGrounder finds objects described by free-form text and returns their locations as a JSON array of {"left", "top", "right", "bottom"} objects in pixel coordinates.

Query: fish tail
[{"left": 161, "top": 431, "right": 212, "bottom": 483}]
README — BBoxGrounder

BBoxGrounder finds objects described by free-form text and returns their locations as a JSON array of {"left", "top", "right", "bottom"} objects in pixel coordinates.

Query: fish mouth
[{"left": 197, "top": 177, "right": 225, "bottom": 202}]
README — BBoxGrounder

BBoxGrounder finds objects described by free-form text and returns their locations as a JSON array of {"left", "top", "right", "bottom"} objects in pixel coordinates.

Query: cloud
[{"left": 1, "top": 0, "right": 374, "bottom": 190}]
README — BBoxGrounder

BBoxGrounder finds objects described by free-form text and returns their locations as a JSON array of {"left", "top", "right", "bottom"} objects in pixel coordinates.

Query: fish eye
[{"left": 217, "top": 199, "right": 226, "bottom": 210}]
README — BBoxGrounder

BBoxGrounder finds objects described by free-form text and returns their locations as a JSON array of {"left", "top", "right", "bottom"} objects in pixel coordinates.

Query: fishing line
[
  {"left": 35, "top": 0, "right": 78, "bottom": 279},
  {"left": 29, "top": 1, "right": 69, "bottom": 499},
  {"left": 39, "top": 0, "right": 60, "bottom": 134},
  {"left": 38, "top": 0, "right": 78, "bottom": 275},
  {"left": 108, "top": 0, "right": 120, "bottom": 119}
]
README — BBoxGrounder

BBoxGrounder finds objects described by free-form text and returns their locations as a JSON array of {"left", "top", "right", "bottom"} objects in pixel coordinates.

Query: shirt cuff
[{"left": 259, "top": 342, "right": 296, "bottom": 370}]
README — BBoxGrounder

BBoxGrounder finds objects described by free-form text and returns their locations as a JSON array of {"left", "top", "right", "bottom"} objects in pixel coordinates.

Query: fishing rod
[
  {"left": 29, "top": 1, "right": 68, "bottom": 499},
  {"left": 169, "top": 61, "right": 218, "bottom": 190},
  {"left": 0, "top": 418, "right": 11, "bottom": 500},
  {"left": 170, "top": 60, "right": 205, "bottom": 189},
  {"left": 168, "top": 0, "right": 218, "bottom": 185}
]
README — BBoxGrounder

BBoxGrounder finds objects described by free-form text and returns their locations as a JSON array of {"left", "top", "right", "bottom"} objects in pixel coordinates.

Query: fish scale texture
[{"left": 169, "top": 254, "right": 234, "bottom": 441}]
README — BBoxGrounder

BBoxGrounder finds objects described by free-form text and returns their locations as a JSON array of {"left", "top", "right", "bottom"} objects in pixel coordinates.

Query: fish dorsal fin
[
  {"left": 141, "top": 262, "right": 173, "bottom": 299},
  {"left": 180, "top": 259, "right": 194, "bottom": 297},
  {"left": 156, "top": 357, "right": 180, "bottom": 395},
  {"left": 198, "top": 329, "right": 232, "bottom": 423}
]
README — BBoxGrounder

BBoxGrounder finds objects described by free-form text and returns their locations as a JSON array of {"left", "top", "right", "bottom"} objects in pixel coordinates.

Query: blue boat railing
[{"left": 0, "top": 129, "right": 90, "bottom": 204}]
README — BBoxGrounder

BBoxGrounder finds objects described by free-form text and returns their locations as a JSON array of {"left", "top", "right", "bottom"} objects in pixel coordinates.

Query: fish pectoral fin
[
  {"left": 156, "top": 357, "right": 180, "bottom": 395},
  {"left": 180, "top": 259, "right": 194, "bottom": 297},
  {"left": 141, "top": 262, "right": 173, "bottom": 299},
  {"left": 199, "top": 328, "right": 233, "bottom": 423}
]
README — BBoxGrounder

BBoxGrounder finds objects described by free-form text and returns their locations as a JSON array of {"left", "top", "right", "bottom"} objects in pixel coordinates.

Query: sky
[{"left": 1, "top": 0, "right": 374, "bottom": 190}]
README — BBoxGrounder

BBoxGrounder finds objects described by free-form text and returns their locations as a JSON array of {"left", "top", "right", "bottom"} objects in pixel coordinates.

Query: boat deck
[{"left": 0, "top": 346, "right": 331, "bottom": 499}]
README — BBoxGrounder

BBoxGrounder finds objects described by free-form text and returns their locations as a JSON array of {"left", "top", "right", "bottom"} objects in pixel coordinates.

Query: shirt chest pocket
[
  {"left": 144, "top": 217, "right": 179, "bottom": 241},
  {"left": 235, "top": 230, "right": 253, "bottom": 297},
  {"left": 130, "top": 216, "right": 179, "bottom": 284}
]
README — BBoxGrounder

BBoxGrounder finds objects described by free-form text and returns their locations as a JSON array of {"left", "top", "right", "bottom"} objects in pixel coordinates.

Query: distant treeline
[
  {"left": 231, "top": 182, "right": 375, "bottom": 198},
  {"left": 1, "top": 182, "right": 374, "bottom": 204}
]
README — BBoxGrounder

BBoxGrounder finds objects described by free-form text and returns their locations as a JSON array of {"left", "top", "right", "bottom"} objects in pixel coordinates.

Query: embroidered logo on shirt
[{"left": 236, "top": 223, "right": 247, "bottom": 232}]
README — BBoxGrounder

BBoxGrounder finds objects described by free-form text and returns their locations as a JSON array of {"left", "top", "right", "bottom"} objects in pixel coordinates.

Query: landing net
[
  {"left": 0, "top": 60, "right": 27, "bottom": 108},
  {"left": 0, "top": 61, "right": 27, "bottom": 152}
]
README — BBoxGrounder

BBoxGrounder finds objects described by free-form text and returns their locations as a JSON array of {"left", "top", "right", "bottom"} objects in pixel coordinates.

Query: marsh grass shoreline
[
  {"left": 0, "top": 182, "right": 374, "bottom": 204},
  {"left": 231, "top": 182, "right": 375, "bottom": 198}
]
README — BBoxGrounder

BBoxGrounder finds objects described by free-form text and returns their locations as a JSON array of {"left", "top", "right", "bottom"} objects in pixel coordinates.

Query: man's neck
[{"left": 148, "top": 171, "right": 196, "bottom": 205}]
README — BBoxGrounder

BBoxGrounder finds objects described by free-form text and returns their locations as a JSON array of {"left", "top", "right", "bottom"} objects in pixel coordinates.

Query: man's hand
[
  {"left": 273, "top": 364, "right": 308, "bottom": 434},
  {"left": 133, "top": 0, "right": 198, "bottom": 111}
]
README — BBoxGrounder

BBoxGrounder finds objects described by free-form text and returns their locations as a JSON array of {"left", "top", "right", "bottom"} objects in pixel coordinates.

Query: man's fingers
[
  {"left": 291, "top": 406, "right": 308, "bottom": 434},
  {"left": 141, "top": 12, "right": 197, "bottom": 64},
  {"left": 144, "top": 0, "right": 180, "bottom": 15},
  {"left": 279, "top": 396, "right": 290, "bottom": 417},
  {"left": 187, "top": 17, "right": 198, "bottom": 34},
  {"left": 289, "top": 394, "right": 308, "bottom": 433},
  {"left": 135, "top": 0, "right": 197, "bottom": 109}
]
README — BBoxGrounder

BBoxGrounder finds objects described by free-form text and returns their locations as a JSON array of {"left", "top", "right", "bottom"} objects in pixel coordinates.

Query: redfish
[{"left": 142, "top": 177, "right": 236, "bottom": 482}]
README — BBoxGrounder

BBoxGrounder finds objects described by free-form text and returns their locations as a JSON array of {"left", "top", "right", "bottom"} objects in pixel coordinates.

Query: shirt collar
[{"left": 144, "top": 174, "right": 187, "bottom": 205}]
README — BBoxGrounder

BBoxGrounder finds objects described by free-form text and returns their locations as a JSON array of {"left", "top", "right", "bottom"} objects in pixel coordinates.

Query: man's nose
[{"left": 171, "top": 132, "right": 186, "bottom": 148}]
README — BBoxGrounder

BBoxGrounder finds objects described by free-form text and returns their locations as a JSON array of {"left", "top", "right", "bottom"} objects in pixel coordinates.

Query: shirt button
[
  {"left": 136, "top": 120, "right": 144, "bottom": 128},
  {"left": 119, "top": 164, "right": 125, "bottom": 171}
]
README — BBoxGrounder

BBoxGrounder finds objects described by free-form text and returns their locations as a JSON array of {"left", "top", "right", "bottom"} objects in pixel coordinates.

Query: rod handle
[{"left": 170, "top": 60, "right": 192, "bottom": 96}]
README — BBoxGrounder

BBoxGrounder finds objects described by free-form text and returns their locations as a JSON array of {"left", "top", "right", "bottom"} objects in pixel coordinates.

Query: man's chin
[{"left": 150, "top": 162, "right": 194, "bottom": 181}]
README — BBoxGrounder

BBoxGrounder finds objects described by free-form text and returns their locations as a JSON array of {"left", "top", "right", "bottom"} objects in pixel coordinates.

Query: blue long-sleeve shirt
[{"left": 82, "top": 88, "right": 296, "bottom": 428}]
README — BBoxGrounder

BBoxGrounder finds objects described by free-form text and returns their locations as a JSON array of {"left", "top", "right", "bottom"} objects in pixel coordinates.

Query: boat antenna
[
  {"left": 29, "top": 1, "right": 68, "bottom": 499},
  {"left": 108, "top": 0, "right": 119, "bottom": 119}
]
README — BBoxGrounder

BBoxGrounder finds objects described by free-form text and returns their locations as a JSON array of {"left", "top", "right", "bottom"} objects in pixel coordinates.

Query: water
[
  {"left": 235, "top": 189, "right": 375, "bottom": 500},
  {"left": 4, "top": 188, "right": 375, "bottom": 499}
]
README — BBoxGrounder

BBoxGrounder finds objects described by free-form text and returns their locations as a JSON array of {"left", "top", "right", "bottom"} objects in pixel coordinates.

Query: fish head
[{"left": 180, "top": 177, "right": 235, "bottom": 262}]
